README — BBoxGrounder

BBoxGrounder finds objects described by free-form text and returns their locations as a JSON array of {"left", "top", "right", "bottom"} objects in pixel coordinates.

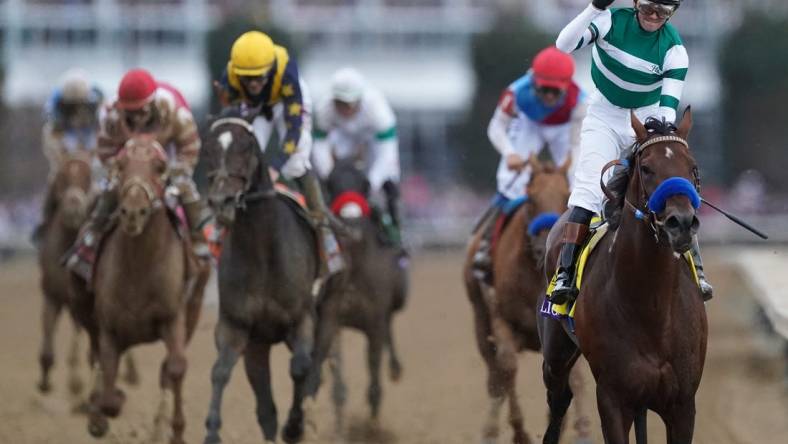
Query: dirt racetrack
[{"left": 0, "top": 247, "right": 786, "bottom": 444}]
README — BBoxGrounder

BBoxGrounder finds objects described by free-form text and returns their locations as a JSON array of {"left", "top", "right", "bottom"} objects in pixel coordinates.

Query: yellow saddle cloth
[{"left": 543, "top": 219, "right": 699, "bottom": 320}]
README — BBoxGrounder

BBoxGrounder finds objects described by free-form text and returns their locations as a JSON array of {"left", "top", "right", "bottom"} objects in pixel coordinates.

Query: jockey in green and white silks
[
  {"left": 311, "top": 68, "right": 403, "bottom": 246},
  {"left": 549, "top": 0, "right": 713, "bottom": 303}
]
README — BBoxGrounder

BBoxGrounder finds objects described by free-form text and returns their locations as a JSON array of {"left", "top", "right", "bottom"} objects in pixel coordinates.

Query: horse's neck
[
  {"left": 116, "top": 209, "right": 176, "bottom": 260},
  {"left": 611, "top": 211, "right": 681, "bottom": 311}
]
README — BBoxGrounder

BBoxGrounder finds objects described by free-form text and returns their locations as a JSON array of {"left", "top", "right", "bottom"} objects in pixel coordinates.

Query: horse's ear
[
  {"left": 631, "top": 111, "right": 648, "bottom": 142},
  {"left": 528, "top": 153, "right": 542, "bottom": 174},
  {"left": 558, "top": 154, "right": 572, "bottom": 176},
  {"left": 676, "top": 106, "right": 693, "bottom": 140}
]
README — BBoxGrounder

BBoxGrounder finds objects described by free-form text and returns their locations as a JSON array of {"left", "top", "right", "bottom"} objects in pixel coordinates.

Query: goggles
[
  {"left": 535, "top": 86, "right": 565, "bottom": 98},
  {"left": 636, "top": 0, "right": 677, "bottom": 20}
]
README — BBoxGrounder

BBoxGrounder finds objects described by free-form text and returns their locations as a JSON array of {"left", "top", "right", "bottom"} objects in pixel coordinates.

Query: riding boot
[
  {"left": 690, "top": 236, "right": 713, "bottom": 301},
  {"left": 63, "top": 188, "right": 118, "bottom": 281},
  {"left": 550, "top": 207, "right": 594, "bottom": 305},
  {"left": 296, "top": 170, "right": 346, "bottom": 275},
  {"left": 472, "top": 205, "right": 503, "bottom": 282},
  {"left": 182, "top": 200, "right": 213, "bottom": 259},
  {"left": 31, "top": 185, "right": 59, "bottom": 247},
  {"left": 382, "top": 180, "right": 404, "bottom": 248}
]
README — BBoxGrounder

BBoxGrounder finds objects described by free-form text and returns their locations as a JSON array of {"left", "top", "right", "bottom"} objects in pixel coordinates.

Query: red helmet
[
  {"left": 532, "top": 47, "right": 575, "bottom": 90},
  {"left": 117, "top": 69, "right": 157, "bottom": 110}
]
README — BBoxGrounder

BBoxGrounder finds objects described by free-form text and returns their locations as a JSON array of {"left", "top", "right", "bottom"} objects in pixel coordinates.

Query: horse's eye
[{"left": 640, "top": 165, "right": 654, "bottom": 176}]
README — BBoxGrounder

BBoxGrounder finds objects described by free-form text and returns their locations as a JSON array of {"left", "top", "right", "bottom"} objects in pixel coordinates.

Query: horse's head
[
  {"left": 623, "top": 108, "right": 700, "bottom": 253},
  {"left": 52, "top": 152, "right": 93, "bottom": 230},
  {"left": 326, "top": 158, "right": 371, "bottom": 221},
  {"left": 115, "top": 136, "right": 167, "bottom": 236},
  {"left": 524, "top": 155, "right": 571, "bottom": 261},
  {"left": 203, "top": 113, "right": 268, "bottom": 225}
]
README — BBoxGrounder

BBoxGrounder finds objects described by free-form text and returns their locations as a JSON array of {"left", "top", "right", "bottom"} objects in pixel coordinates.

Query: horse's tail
[{"left": 634, "top": 408, "right": 648, "bottom": 444}]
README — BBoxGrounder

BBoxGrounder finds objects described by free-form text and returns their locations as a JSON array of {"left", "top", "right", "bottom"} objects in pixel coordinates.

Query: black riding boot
[
  {"left": 472, "top": 205, "right": 503, "bottom": 282},
  {"left": 382, "top": 180, "right": 403, "bottom": 247},
  {"left": 550, "top": 207, "right": 594, "bottom": 305},
  {"left": 690, "top": 236, "right": 713, "bottom": 301},
  {"left": 297, "top": 171, "right": 346, "bottom": 275}
]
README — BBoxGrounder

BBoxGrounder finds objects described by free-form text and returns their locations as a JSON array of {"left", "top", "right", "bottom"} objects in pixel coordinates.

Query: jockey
[
  {"left": 550, "top": 0, "right": 713, "bottom": 303},
  {"left": 215, "top": 30, "right": 345, "bottom": 274},
  {"left": 311, "top": 67, "right": 403, "bottom": 247},
  {"left": 65, "top": 68, "right": 211, "bottom": 280},
  {"left": 33, "top": 68, "right": 104, "bottom": 243},
  {"left": 472, "top": 46, "right": 586, "bottom": 280}
]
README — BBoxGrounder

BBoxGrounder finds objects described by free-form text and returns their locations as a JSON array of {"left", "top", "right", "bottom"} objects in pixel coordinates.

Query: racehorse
[
  {"left": 324, "top": 158, "right": 409, "bottom": 432},
  {"left": 37, "top": 151, "right": 94, "bottom": 398},
  {"left": 202, "top": 112, "right": 345, "bottom": 444},
  {"left": 464, "top": 156, "right": 591, "bottom": 444},
  {"left": 539, "top": 109, "right": 707, "bottom": 444},
  {"left": 86, "top": 136, "right": 209, "bottom": 443}
]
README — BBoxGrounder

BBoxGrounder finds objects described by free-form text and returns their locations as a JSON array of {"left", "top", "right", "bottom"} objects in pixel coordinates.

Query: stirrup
[
  {"left": 550, "top": 270, "right": 577, "bottom": 305},
  {"left": 699, "top": 278, "right": 713, "bottom": 301}
]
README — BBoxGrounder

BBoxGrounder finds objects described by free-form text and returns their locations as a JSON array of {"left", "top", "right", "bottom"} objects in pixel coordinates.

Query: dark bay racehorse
[
  {"left": 539, "top": 109, "right": 707, "bottom": 444},
  {"left": 87, "top": 137, "right": 209, "bottom": 443},
  {"left": 464, "top": 156, "right": 591, "bottom": 444},
  {"left": 37, "top": 151, "right": 93, "bottom": 397},
  {"left": 202, "top": 114, "right": 345, "bottom": 444},
  {"left": 325, "top": 158, "right": 409, "bottom": 432}
]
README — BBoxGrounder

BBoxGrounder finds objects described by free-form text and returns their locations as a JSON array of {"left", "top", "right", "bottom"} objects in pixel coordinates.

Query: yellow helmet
[{"left": 230, "top": 31, "right": 276, "bottom": 77}]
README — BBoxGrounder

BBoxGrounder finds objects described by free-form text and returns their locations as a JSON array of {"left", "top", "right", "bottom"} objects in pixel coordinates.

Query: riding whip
[{"left": 701, "top": 198, "right": 769, "bottom": 240}]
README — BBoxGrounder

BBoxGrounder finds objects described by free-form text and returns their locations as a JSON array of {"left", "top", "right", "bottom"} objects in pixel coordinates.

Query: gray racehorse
[
  {"left": 202, "top": 111, "right": 345, "bottom": 444},
  {"left": 325, "top": 158, "right": 409, "bottom": 431}
]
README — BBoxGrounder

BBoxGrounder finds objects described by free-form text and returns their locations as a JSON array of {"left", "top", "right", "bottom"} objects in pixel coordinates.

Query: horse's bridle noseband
[
  {"left": 601, "top": 134, "right": 700, "bottom": 241},
  {"left": 207, "top": 117, "right": 275, "bottom": 209}
]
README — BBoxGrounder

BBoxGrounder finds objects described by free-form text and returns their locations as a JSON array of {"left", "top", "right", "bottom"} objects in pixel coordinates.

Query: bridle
[
  {"left": 207, "top": 117, "right": 275, "bottom": 210},
  {"left": 117, "top": 141, "right": 167, "bottom": 209},
  {"left": 601, "top": 133, "right": 700, "bottom": 242}
]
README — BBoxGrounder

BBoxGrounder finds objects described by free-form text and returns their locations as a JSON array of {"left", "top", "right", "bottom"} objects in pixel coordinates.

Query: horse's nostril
[{"left": 665, "top": 216, "right": 681, "bottom": 231}]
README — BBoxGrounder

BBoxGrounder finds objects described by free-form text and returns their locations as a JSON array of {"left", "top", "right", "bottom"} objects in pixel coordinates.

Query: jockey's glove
[{"left": 592, "top": 0, "right": 615, "bottom": 10}]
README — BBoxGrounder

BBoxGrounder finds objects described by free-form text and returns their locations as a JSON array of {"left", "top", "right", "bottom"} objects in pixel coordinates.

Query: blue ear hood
[
  {"left": 528, "top": 212, "right": 561, "bottom": 236},
  {"left": 647, "top": 177, "right": 700, "bottom": 213}
]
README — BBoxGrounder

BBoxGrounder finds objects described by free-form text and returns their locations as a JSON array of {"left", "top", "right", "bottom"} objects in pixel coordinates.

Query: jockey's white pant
[
  {"left": 251, "top": 78, "right": 313, "bottom": 180},
  {"left": 496, "top": 116, "right": 573, "bottom": 200},
  {"left": 568, "top": 91, "right": 660, "bottom": 214}
]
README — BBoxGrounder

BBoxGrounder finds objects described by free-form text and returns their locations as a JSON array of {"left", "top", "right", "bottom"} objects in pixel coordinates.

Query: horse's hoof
[
  {"left": 169, "top": 437, "right": 186, "bottom": 444},
  {"left": 389, "top": 362, "right": 403, "bottom": 382},
  {"left": 88, "top": 415, "right": 109, "bottom": 437},
  {"left": 203, "top": 431, "right": 223, "bottom": 444},
  {"left": 512, "top": 432, "right": 533, "bottom": 444},
  {"left": 282, "top": 421, "right": 304, "bottom": 444},
  {"left": 100, "top": 388, "right": 126, "bottom": 417},
  {"left": 37, "top": 380, "right": 52, "bottom": 394}
]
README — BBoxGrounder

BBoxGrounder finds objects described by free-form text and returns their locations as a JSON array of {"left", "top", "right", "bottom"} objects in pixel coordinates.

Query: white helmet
[
  {"left": 331, "top": 67, "right": 366, "bottom": 103},
  {"left": 59, "top": 68, "right": 92, "bottom": 103}
]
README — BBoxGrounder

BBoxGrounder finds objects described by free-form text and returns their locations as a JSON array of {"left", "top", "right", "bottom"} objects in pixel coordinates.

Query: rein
[
  {"left": 207, "top": 118, "right": 276, "bottom": 209},
  {"left": 600, "top": 134, "right": 699, "bottom": 241}
]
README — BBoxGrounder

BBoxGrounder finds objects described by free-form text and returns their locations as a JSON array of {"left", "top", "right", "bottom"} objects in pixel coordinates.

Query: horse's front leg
[
  {"left": 328, "top": 334, "right": 347, "bottom": 435},
  {"left": 87, "top": 329, "right": 123, "bottom": 438},
  {"left": 204, "top": 317, "right": 248, "bottom": 444},
  {"left": 38, "top": 296, "right": 63, "bottom": 393},
  {"left": 568, "top": 358, "right": 593, "bottom": 444},
  {"left": 159, "top": 309, "right": 188, "bottom": 444},
  {"left": 539, "top": 313, "right": 579, "bottom": 444},
  {"left": 243, "top": 342, "right": 278, "bottom": 443},
  {"left": 596, "top": 387, "right": 635, "bottom": 444},
  {"left": 366, "top": 326, "right": 385, "bottom": 421},
  {"left": 283, "top": 313, "right": 315, "bottom": 444},
  {"left": 663, "top": 399, "right": 696, "bottom": 444}
]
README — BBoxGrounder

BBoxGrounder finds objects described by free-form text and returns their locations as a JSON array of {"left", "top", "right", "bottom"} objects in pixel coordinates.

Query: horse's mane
[{"left": 603, "top": 117, "right": 678, "bottom": 229}]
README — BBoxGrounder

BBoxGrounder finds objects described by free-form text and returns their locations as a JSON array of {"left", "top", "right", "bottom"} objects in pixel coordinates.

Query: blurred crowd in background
[{"left": 1, "top": 0, "right": 788, "bottom": 249}]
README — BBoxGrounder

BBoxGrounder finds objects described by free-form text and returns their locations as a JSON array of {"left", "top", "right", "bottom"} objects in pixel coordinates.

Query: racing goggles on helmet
[{"left": 636, "top": 0, "right": 677, "bottom": 20}]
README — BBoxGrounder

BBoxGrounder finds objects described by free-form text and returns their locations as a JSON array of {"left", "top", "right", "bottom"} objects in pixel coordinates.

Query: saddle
[{"left": 541, "top": 218, "right": 700, "bottom": 329}]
